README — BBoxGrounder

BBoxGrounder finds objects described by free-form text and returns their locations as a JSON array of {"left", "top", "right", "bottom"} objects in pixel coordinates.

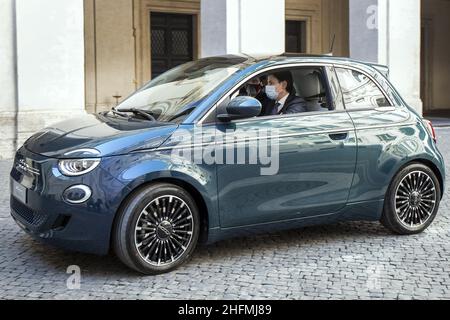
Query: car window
[
  {"left": 373, "top": 72, "right": 403, "bottom": 106},
  {"left": 291, "top": 68, "right": 333, "bottom": 112},
  {"left": 335, "top": 68, "right": 392, "bottom": 109},
  {"left": 229, "top": 67, "right": 334, "bottom": 119},
  {"left": 326, "top": 66, "right": 344, "bottom": 111},
  {"left": 116, "top": 57, "right": 248, "bottom": 122}
]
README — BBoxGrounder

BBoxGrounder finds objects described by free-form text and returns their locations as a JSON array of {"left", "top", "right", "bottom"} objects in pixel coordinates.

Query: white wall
[
  {"left": 349, "top": 0, "right": 422, "bottom": 114},
  {"left": 0, "top": 0, "right": 17, "bottom": 156},
  {"left": 201, "top": 0, "right": 227, "bottom": 57},
  {"left": 0, "top": 0, "right": 16, "bottom": 112},
  {"left": 349, "top": 0, "right": 378, "bottom": 63},
  {"left": 201, "top": 0, "right": 285, "bottom": 57},
  {"left": 13, "top": 0, "right": 86, "bottom": 145},
  {"left": 378, "top": 0, "right": 422, "bottom": 114},
  {"left": 239, "top": 0, "right": 284, "bottom": 55},
  {"left": 15, "top": 0, "right": 85, "bottom": 111}
]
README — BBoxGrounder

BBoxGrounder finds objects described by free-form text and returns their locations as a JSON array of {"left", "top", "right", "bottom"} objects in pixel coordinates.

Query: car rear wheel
[
  {"left": 113, "top": 183, "right": 200, "bottom": 274},
  {"left": 381, "top": 163, "right": 441, "bottom": 235}
]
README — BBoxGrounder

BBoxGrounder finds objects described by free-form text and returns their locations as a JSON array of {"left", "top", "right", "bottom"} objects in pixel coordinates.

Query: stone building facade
[{"left": 1, "top": 0, "right": 449, "bottom": 159}]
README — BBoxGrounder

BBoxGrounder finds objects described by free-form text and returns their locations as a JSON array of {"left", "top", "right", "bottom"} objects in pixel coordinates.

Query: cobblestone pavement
[{"left": 1, "top": 128, "right": 449, "bottom": 300}]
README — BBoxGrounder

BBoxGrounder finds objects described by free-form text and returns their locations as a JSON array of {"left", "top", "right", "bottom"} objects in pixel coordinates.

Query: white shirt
[{"left": 276, "top": 94, "right": 289, "bottom": 113}]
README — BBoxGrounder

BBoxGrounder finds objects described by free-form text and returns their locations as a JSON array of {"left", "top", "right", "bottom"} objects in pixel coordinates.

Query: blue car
[{"left": 10, "top": 55, "right": 445, "bottom": 274}]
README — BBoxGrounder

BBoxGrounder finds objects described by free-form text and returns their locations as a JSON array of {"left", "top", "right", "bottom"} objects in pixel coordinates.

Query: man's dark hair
[{"left": 271, "top": 71, "right": 295, "bottom": 95}]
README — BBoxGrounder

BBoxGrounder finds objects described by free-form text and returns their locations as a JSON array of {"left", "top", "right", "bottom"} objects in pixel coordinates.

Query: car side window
[
  {"left": 335, "top": 67, "right": 392, "bottom": 109},
  {"left": 231, "top": 67, "right": 335, "bottom": 118},
  {"left": 373, "top": 72, "right": 403, "bottom": 106}
]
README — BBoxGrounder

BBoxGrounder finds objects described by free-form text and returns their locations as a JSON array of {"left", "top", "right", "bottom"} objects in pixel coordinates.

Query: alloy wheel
[
  {"left": 395, "top": 171, "right": 437, "bottom": 228},
  {"left": 134, "top": 195, "right": 194, "bottom": 266}
]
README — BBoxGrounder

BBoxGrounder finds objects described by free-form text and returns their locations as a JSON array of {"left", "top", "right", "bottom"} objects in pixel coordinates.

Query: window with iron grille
[{"left": 150, "top": 12, "right": 194, "bottom": 78}]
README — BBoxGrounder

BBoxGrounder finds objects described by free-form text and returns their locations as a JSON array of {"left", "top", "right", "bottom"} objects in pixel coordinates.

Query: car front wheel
[
  {"left": 113, "top": 183, "right": 200, "bottom": 274},
  {"left": 381, "top": 163, "right": 441, "bottom": 235}
]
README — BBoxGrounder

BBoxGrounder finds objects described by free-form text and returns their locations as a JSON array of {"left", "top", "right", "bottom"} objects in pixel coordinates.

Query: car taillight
[{"left": 424, "top": 119, "right": 437, "bottom": 143}]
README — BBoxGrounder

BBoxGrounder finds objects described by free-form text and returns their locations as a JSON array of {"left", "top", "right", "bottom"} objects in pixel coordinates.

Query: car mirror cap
[{"left": 226, "top": 96, "right": 262, "bottom": 118}]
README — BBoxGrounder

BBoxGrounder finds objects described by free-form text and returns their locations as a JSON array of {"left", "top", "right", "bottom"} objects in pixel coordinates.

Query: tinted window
[{"left": 336, "top": 68, "right": 391, "bottom": 109}]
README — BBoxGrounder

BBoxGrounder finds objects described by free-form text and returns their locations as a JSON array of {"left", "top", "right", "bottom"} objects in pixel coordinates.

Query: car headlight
[{"left": 58, "top": 158, "right": 101, "bottom": 176}]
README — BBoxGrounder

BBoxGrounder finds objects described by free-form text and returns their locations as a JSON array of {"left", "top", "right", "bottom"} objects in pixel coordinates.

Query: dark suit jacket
[
  {"left": 262, "top": 93, "right": 307, "bottom": 116},
  {"left": 256, "top": 91, "right": 273, "bottom": 116}
]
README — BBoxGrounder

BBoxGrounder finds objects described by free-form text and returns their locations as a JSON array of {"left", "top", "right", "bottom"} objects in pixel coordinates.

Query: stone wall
[{"left": 0, "top": 0, "right": 86, "bottom": 159}]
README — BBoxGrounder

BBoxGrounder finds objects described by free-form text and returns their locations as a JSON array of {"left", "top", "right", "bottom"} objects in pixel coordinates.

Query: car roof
[
  {"left": 252, "top": 53, "right": 378, "bottom": 65},
  {"left": 213, "top": 53, "right": 388, "bottom": 75}
]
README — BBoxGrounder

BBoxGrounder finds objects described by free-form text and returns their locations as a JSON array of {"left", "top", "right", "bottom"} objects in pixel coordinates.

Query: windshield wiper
[
  {"left": 111, "top": 107, "right": 131, "bottom": 119},
  {"left": 115, "top": 108, "right": 157, "bottom": 122}
]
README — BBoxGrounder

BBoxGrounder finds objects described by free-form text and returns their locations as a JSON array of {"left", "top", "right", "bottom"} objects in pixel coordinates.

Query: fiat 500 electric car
[{"left": 10, "top": 55, "right": 445, "bottom": 274}]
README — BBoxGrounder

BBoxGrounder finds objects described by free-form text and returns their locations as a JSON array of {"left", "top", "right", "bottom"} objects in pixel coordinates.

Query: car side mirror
[{"left": 217, "top": 96, "right": 262, "bottom": 122}]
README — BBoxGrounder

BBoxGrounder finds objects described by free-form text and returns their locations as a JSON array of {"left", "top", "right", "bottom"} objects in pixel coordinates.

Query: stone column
[
  {"left": 200, "top": 0, "right": 285, "bottom": 57},
  {"left": 15, "top": 0, "right": 86, "bottom": 146},
  {"left": 378, "top": 0, "right": 422, "bottom": 114},
  {"left": 349, "top": 0, "right": 423, "bottom": 114},
  {"left": 349, "top": 0, "right": 379, "bottom": 63},
  {"left": 0, "top": 0, "right": 17, "bottom": 159}
]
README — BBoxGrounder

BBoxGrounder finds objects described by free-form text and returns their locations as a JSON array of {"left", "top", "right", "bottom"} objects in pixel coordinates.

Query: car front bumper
[{"left": 9, "top": 147, "right": 129, "bottom": 255}]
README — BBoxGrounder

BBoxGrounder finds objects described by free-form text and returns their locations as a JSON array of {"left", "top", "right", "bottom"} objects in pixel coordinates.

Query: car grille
[{"left": 10, "top": 196, "right": 46, "bottom": 227}]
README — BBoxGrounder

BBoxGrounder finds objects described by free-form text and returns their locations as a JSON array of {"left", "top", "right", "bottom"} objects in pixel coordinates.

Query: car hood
[{"left": 24, "top": 113, "right": 178, "bottom": 158}]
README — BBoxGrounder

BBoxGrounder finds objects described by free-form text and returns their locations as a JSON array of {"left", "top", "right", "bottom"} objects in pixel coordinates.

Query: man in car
[
  {"left": 263, "top": 71, "right": 307, "bottom": 116},
  {"left": 239, "top": 77, "right": 272, "bottom": 114}
]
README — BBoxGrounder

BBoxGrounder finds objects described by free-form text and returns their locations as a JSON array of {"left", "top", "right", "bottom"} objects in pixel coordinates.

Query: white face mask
[{"left": 265, "top": 85, "right": 278, "bottom": 101}]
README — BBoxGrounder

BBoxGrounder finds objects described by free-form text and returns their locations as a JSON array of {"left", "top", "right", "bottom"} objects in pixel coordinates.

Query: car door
[
  {"left": 333, "top": 65, "right": 416, "bottom": 203},
  {"left": 216, "top": 65, "right": 357, "bottom": 228}
]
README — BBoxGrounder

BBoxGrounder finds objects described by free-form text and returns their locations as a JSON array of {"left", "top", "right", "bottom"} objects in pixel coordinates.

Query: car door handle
[{"left": 329, "top": 132, "right": 349, "bottom": 141}]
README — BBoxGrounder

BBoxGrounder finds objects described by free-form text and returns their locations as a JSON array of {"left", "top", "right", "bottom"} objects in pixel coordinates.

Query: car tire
[
  {"left": 113, "top": 183, "right": 200, "bottom": 275},
  {"left": 381, "top": 163, "right": 441, "bottom": 235}
]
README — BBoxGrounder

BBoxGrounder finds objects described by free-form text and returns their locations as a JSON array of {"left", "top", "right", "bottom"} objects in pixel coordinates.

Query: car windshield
[{"left": 116, "top": 56, "right": 248, "bottom": 122}]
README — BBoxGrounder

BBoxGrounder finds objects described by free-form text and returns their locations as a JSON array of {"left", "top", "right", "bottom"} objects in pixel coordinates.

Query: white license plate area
[{"left": 12, "top": 180, "right": 27, "bottom": 204}]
